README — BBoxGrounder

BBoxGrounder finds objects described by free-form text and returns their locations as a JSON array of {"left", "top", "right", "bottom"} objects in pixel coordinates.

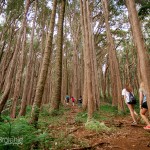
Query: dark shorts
[
  {"left": 127, "top": 100, "right": 136, "bottom": 105},
  {"left": 78, "top": 100, "right": 82, "bottom": 103},
  {"left": 66, "top": 98, "right": 69, "bottom": 103},
  {"left": 142, "top": 101, "right": 148, "bottom": 109}
]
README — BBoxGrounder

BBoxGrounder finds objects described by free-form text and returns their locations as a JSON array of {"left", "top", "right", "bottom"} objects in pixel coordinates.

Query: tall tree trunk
[
  {"left": 50, "top": 0, "right": 66, "bottom": 112},
  {"left": 102, "top": 0, "right": 124, "bottom": 111},
  {"left": 0, "top": 40, "right": 6, "bottom": 63},
  {"left": 87, "top": 3, "right": 100, "bottom": 110},
  {"left": 80, "top": 0, "right": 98, "bottom": 120},
  {"left": 84, "top": 0, "right": 95, "bottom": 120},
  {"left": 0, "top": 33, "right": 14, "bottom": 91},
  {"left": 30, "top": 0, "right": 57, "bottom": 125},
  {"left": 10, "top": 22, "right": 27, "bottom": 118},
  {"left": 80, "top": 48, "right": 84, "bottom": 98},
  {"left": 80, "top": 0, "right": 100, "bottom": 113},
  {"left": 72, "top": 25, "right": 80, "bottom": 100},
  {"left": 0, "top": 0, "right": 30, "bottom": 115},
  {"left": 80, "top": 0, "right": 88, "bottom": 110},
  {"left": 27, "top": 53, "right": 37, "bottom": 105},
  {"left": 19, "top": 1, "right": 37, "bottom": 116},
  {"left": 125, "top": 0, "right": 150, "bottom": 114},
  {"left": 102, "top": 63, "right": 108, "bottom": 100}
]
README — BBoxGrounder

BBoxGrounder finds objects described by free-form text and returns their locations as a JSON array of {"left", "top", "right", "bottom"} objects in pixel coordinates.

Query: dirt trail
[{"left": 63, "top": 104, "right": 150, "bottom": 150}]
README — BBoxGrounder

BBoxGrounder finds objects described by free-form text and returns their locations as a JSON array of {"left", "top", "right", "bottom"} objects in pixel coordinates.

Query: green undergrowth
[
  {"left": 39, "top": 104, "right": 70, "bottom": 126},
  {"left": 75, "top": 111, "right": 109, "bottom": 124},
  {"left": 85, "top": 119, "right": 112, "bottom": 132},
  {"left": 75, "top": 104, "right": 120, "bottom": 124},
  {"left": 0, "top": 103, "right": 140, "bottom": 149},
  {"left": 0, "top": 104, "right": 71, "bottom": 150},
  {"left": 75, "top": 104, "right": 125, "bottom": 132},
  {"left": 0, "top": 116, "right": 54, "bottom": 150},
  {"left": 100, "top": 104, "right": 118, "bottom": 115}
]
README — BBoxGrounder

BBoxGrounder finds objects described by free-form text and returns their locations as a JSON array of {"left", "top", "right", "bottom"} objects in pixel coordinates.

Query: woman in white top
[
  {"left": 122, "top": 84, "right": 138, "bottom": 125},
  {"left": 139, "top": 82, "right": 150, "bottom": 129}
]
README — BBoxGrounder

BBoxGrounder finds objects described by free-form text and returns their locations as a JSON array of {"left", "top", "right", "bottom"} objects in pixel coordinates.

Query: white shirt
[
  {"left": 139, "top": 88, "right": 147, "bottom": 103},
  {"left": 122, "top": 88, "right": 130, "bottom": 103}
]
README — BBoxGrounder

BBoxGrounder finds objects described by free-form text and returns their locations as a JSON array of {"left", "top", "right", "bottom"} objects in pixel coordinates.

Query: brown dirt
[{"left": 51, "top": 104, "right": 150, "bottom": 150}]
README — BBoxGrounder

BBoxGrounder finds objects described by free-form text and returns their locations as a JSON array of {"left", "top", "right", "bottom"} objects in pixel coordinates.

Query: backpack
[{"left": 128, "top": 92, "right": 136, "bottom": 104}]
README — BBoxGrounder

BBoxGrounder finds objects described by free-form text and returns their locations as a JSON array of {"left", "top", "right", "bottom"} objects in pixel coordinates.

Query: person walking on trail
[
  {"left": 65, "top": 94, "right": 70, "bottom": 105},
  {"left": 78, "top": 96, "right": 82, "bottom": 107},
  {"left": 139, "top": 82, "right": 150, "bottom": 130},
  {"left": 122, "top": 84, "right": 138, "bottom": 125},
  {"left": 71, "top": 96, "right": 75, "bottom": 106}
]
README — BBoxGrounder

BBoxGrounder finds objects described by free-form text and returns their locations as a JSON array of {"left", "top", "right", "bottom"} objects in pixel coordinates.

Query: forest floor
[{"left": 47, "top": 102, "right": 150, "bottom": 150}]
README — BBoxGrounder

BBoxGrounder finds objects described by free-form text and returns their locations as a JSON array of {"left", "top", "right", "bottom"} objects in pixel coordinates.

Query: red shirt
[{"left": 71, "top": 97, "right": 75, "bottom": 102}]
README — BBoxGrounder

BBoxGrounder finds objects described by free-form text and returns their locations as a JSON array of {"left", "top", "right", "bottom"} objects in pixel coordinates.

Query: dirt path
[{"left": 62, "top": 104, "right": 150, "bottom": 150}]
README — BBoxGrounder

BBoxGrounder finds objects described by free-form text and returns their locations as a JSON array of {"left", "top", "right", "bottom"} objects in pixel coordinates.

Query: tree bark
[
  {"left": 19, "top": 0, "right": 37, "bottom": 116},
  {"left": 80, "top": 0, "right": 88, "bottom": 110},
  {"left": 125, "top": 0, "right": 150, "bottom": 114},
  {"left": 50, "top": 0, "right": 66, "bottom": 112},
  {"left": 80, "top": 0, "right": 99, "bottom": 120},
  {"left": 0, "top": 0, "right": 30, "bottom": 115},
  {"left": 84, "top": 0, "right": 95, "bottom": 120},
  {"left": 30, "top": 0, "right": 57, "bottom": 125},
  {"left": 102, "top": 0, "right": 124, "bottom": 111},
  {"left": 10, "top": 22, "right": 27, "bottom": 118}
]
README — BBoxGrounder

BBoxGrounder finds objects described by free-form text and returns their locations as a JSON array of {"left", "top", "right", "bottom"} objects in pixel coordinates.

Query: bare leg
[
  {"left": 140, "top": 108, "right": 150, "bottom": 126},
  {"left": 127, "top": 104, "right": 137, "bottom": 122},
  {"left": 134, "top": 110, "right": 138, "bottom": 116}
]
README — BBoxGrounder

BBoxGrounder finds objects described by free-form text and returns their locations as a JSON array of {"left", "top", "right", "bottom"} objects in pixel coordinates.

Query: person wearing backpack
[
  {"left": 78, "top": 96, "right": 82, "bottom": 107},
  {"left": 122, "top": 84, "right": 138, "bottom": 125},
  {"left": 65, "top": 94, "right": 70, "bottom": 105},
  {"left": 139, "top": 82, "right": 150, "bottom": 129}
]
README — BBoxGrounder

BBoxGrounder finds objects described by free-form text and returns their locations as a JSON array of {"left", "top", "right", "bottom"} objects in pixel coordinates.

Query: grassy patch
[
  {"left": 100, "top": 104, "right": 118, "bottom": 114},
  {"left": 75, "top": 104, "right": 119, "bottom": 124},
  {"left": 85, "top": 119, "right": 111, "bottom": 132},
  {"left": 39, "top": 105, "right": 69, "bottom": 127},
  {"left": 93, "top": 111, "right": 108, "bottom": 121},
  {"left": 75, "top": 111, "right": 87, "bottom": 123}
]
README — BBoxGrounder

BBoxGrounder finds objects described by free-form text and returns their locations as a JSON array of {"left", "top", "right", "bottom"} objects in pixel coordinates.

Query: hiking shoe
[
  {"left": 131, "top": 121, "right": 137, "bottom": 125},
  {"left": 143, "top": 125, "right": 150, "bottom": 130}
]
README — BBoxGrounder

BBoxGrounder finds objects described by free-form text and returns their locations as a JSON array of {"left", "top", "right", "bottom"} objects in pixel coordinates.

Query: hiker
[
  {"left": 78, "top": 96, "right": 82, "bottom": 107},
  {"left": 65, "top": 94, "right": 70, "bottom": 105},
  {"left": 139, "top": 82, "right": 150, "bottom": 129},
  {"left": 71, "top": 96, "right": 75, "bottom": 106},
  {"left": 122, "top": 84, "right": 138, "bottom": 125}
]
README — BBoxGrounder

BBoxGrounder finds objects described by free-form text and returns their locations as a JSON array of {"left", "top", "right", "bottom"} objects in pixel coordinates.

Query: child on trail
[
  {"left": 65, "top": 94, "right": 70, "bottom": 105},
  {"left": 78, "top": 96, "right": 82, "bottom": 107},
  {"left": 122, "top": 84, "right": 138, "bottom": 125},
  {"left": 139, "top": 82, "right": 150, "bottom": 130},
  {"left": 71, "top": 96, "right": 75, "bottom": 106}
]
